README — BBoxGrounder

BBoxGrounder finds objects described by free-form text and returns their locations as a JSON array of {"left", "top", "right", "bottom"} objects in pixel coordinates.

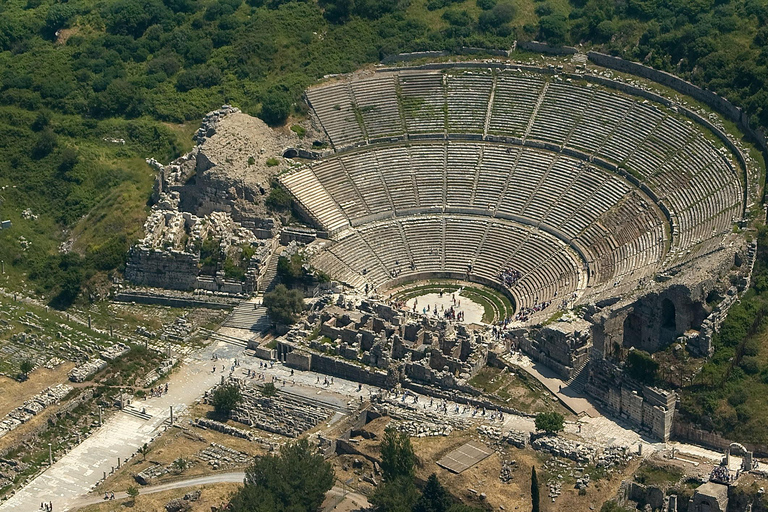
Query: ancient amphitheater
[{"left": 280, "top": 64, "right": 752, "bottom": 342}]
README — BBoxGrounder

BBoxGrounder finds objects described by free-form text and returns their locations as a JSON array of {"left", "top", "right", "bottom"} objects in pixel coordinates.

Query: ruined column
[
  {"left": 88, "top": 315, "right": 92, "bottom": 329},
  {"left": 48, "top": 443, "right": 52, "bottom": 465},
  {"left": 667, "top": 494, "right": 677, "bottom": 512},
  {"left": 169, "top": 406, "right": 174, "bottom": 425},
  {"left": 98, "top": 406, "right": 103, "bottom": 426}
]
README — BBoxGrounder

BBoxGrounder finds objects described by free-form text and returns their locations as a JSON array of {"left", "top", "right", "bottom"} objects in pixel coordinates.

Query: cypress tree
[{"left": 531, "top": 466, "right": 540, "bottom": 512}]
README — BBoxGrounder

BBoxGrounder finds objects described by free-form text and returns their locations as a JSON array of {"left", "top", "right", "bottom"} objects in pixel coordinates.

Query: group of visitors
[
  {"left": 146, "top": 383, "right": 168, "bottom": 398},
  {"left": 514, "top": 299, "right": 552, "bottom": 322},
  {"left": 499, "top": 267, "right": 522, "bottom": 287},
  {"left": 710, "top": 464, "right": 733, "bottom": 483}
]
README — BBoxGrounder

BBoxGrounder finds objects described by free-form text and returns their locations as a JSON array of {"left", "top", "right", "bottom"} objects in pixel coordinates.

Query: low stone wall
[
  {"left": 518, "top": 41, "right": 578, "bottom": 55},
  {"left": 672, "top": 422, "right": 768, "bottom": 457}
]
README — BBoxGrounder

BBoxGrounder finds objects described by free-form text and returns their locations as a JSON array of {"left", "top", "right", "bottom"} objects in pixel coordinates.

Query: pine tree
[
  {"left": 414, "top": 474, "right": 452, "bottom": 512},
  {"left": 531, "top": 466, "right": 540, "bottom": 512}
]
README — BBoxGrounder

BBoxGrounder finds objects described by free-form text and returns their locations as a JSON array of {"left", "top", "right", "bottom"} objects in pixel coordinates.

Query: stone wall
[
  {"left": 585, "top": 359, "right": 676, "bottom": 441},
  {"left": 518, "top": 41, "right": 578, "bottom": 55},
  {"left": 125, "top": 248, "right": 199, "bottom": 291},
  {"left": 516, "top": 320, "right": 592, "bottom": 380}
]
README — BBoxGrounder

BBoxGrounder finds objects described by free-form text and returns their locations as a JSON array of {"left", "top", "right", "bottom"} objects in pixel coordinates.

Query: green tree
[
  {"left": 538, "top": 13, "right": 569, "bottom": 44},
  {"left": 531, "top": 466, "right": 540, "bottom": 512},
  {"left": 32, "top": 128, "right": 57, "bottom": 159},
  {"left": 19, "top": 359, "right": 34, "bottom": 379},
  {"left": 126, "top": 485, "right": 139, "bottom": 504},
  {"left": 260, "top": 91, "right": 292, "bottom": 126},
  {"left": 379, "top": 427, "right": 416, "bottom": 481},
  {"left": 138, "top": 443, "right": 150, "bottom": 461},
  {"left": 370, "top": 476, "right": 420, "bottom": 512},
  {"left": 414, "top": 474, "right": 452, "bottom": 512},
  {"left": 263, "top": 284, "right": 305, "bottom": 326},
  {"left": 534, "top": 412, "right": 564, "bottom": 434},
  {"left": 172, "top": 457, "right": 188, "bottom": 473},
  {"left": 229, "top": 438, "right": 334, "bottom": 512},
  {"left": 261, "top": 382, "right": 277, "bottom": 397},
  {"left": 211, "top": 382, "right": 242, "bottom": 415},
  {"left": 625, "top": 350, "right": 658, "bottom": 385}
]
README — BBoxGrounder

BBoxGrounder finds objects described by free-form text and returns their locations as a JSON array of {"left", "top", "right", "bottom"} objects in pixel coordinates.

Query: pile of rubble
[
  {"left": 371, "top": 395, "right": 470, "bottom": 431},
  {"left": 396, "top": 420, "right": 452, "bottom": 437},
  {"left": 69, "top": 358, "right": 108, "bottom": 382},
  {"left": 193, "top": 418, "right": 256, "bottom": 441},
  {"left": 165, "top": 490, "right": 202, "bottom": 512},
  {"left": 100, "top": 343, "right": 130, "bottom": 360},
  {"left": 0, "top": 458, "right": 30, "bottom": 490},
  {"left": 143, "top": 358, "right": 177, "bottom": 387},
  {"left": 194, "top": 105, "right": 241, "bottom": 144},
  {"left": 0, "top": 384, "right": 73, "bottom": 438},
  {"left": 197, "top": 443, "right": 251, "bottom": 469},
  {"left": 596, "top": 445, "right": 633, "bottom": 469},
  {"left": 548, "top": 481, "right": 562, "bottom": 502},
  {"left": 476, "top": 425, "right": 528, "bottom": 448},
  {"left": 135, "top": 463, "right": 172, "bottom": 485},
  {"left": 575, "top": 473, "right": 590, "bottom": 490},
  {"left": 531, "top": 435, "right": 596, "bottom": 464},
  {"left": 499, "top": 460, "right": 516, "bottom": 483},
  {"left": 161, "top": 316, "right": 194, "bottom": 342}
]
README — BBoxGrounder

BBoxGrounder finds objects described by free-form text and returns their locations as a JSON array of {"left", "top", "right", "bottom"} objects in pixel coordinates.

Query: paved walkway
[
  {"left": 70, "top": 472, "right": 246, "bottom": 509},
  {"left": 69, "top": 472, "right": 369, "bottom": 512}
]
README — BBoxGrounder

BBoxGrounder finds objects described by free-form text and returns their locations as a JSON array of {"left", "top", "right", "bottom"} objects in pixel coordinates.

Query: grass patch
[{"left": 634, "top": 462, "right": 683, "bottom": 487}]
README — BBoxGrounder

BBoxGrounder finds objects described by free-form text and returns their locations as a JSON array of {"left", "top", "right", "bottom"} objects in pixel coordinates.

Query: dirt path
[{"left": 69, "top": 472, "right": 369, "bottom": 512}]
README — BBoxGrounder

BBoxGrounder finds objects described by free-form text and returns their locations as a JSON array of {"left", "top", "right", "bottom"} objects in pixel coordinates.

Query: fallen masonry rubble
[
  {"left": 531, "top": 435, "right": 597, "bottom": 464},
  {"left": 0, "top": 384, "right": 73, "bottom": 439},
  {"left": 476, "top": 425, "right": 528, "bottom": 448},
  {"left": 100, "top": 343, "right": 130, "bottom": 360},
  {"left": 395, "top": 420, "right": 452, "bottom": 437},
  {"left": 197, "top": 443, "right": 251, "bottom": 469},
  {"left": 193, "top": 418, "right": 256, "bottom": 441},
  {"left": 68, "top": 358, "right": 108, "bottom": 382},
  {"left": 499, "top": 460, "right": 516, "bottom": 483}
]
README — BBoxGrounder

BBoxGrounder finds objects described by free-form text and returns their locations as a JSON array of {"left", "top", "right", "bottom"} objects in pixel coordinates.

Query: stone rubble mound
[
  {"left": 0, "top": 383, "right": 73, "bottom": 438},
  {"left": 531, "top": 435, "right": 596, "bottom": 464},
  {"left": 68, "top": 358, "right": 108, "bottom": 382}
]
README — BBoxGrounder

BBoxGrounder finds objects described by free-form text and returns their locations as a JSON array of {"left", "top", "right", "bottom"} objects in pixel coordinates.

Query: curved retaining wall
[{"left": 587, "top": 51, "right": 767, "bottom": 164}]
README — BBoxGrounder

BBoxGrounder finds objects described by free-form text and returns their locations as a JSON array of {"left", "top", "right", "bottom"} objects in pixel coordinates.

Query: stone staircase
[
  {"left": 565, "top": 359, "right": 590, "bottom": 391},
  {"left": 221, "top": 303, "right": 271, "bottom": 333},
  {"left": 122, "top": 405, "right": 152, "bottom": 421},
  {"left": 260, "top": 247, "right": 285, "bottom": 293}
]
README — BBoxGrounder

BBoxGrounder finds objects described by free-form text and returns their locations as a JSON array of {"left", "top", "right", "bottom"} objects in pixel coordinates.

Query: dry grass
[
  {"left": 409, "top": 428, "right": 639, "bottom": 512},
  {"left": 0, "top": 363, "right": 75, "bottom": 418},
  {"left": 98, "top": 419, "right": 268, "bottom": 492},
  {"left": 75, "top": 482, "right": 241, "bottom": 512}
]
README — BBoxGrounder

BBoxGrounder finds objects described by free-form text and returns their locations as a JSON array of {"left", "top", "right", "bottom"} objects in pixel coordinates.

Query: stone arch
[
  {"left": 623, "top": 312, "right": 642, "bottom": 348},
  {"left": 729, "top": 442, "right": 748, "bottom": 455},
  {"left": 283, "top": 147, "right": 299, "bottom": 158},
  {"left": 661, "top": 298, "right": 676, "bottom": 331}
]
